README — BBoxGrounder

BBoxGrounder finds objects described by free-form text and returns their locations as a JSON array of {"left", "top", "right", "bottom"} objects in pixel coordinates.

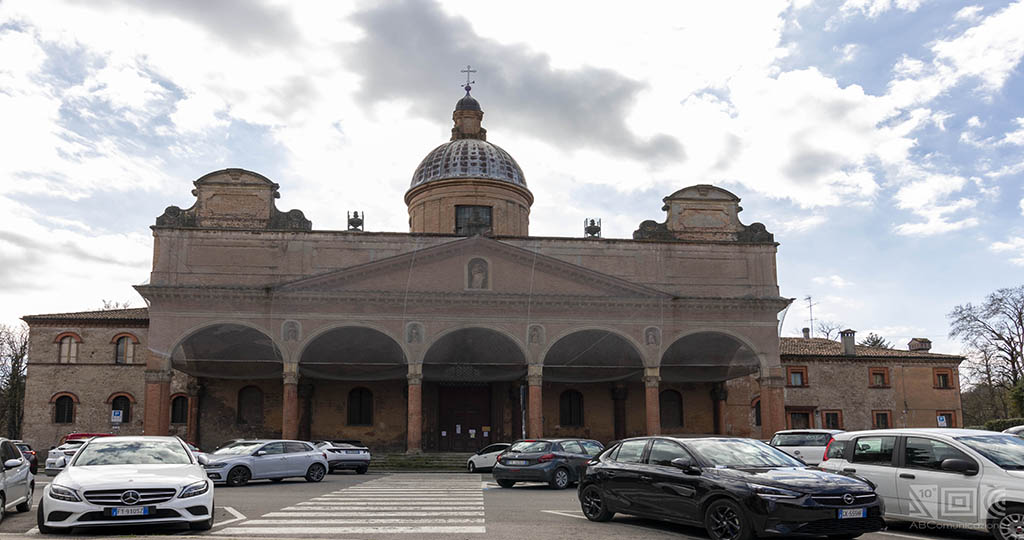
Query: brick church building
[{"left": 20, "top": 89, "right": 963, "bottom": 452}]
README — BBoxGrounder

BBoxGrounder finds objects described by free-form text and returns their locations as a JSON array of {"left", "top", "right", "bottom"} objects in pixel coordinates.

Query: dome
[
  {"left": 455, "top": 94, "right": 481, "bottom": 111},
  {"left": 410, "top": 138, "right": 526, "bottom": 188}
]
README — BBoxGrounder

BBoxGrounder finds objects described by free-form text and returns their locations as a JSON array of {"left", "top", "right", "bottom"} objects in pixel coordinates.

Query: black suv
[
  {"left": 578, "top": 436, "right": 884, "bottom": 540},
  {"left": 492, "top": 438, "right": 603, "bottom": 489}
]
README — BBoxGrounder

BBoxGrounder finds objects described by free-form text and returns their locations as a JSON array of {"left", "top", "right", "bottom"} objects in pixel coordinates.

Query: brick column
[
  {"left": 186, "top": 378, "right": 201, "bottom": 444},
  {"left": 407, "top": 366, "right": 423, "bottom": 454},
  {"left": 644, "top": 374, "right": 661, "bottom": 435},
  {"left": 143, "top": 370, "right": 172, "bottom": 435},
  {"left": 760, "top": 367, "right": 786, "bottom": 436},
  {"left": 282, "top": 371, "right": 299, "bottom": 440},
  {"left": 528, "top": 366, "right": 544, "bottom": 438},
  {"left": 711, "top": 382, "right": 728, "bottom": 435}
]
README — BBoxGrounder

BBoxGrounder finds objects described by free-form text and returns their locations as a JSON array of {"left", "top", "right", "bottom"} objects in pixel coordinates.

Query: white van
[
  {"left": 820, "top": 428, "right": 1024, "bottom": 540},
  {"left": 768, "top": 429, "right": 842, "bottom": 465}
]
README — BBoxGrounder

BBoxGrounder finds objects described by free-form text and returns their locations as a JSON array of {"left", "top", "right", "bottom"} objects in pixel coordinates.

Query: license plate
[
  {"left": 507, "top": 459, "right": 528, "bottom": 466},
  {"left": 345, "top": 450, "right": 362, "bottom": 454},
  {"left": 110, "top": 506, "right": 149, "bottom": 517},
  {"left": 838, "top": 508, "right": 866, "bottom": 519}
]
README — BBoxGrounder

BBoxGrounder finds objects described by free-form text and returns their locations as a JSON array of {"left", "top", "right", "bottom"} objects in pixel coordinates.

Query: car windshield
[
  {"left": 73, "top": 439, "right": 191, "bottom": 466},
  {"left": 957, "top": 435, "right": 1024, "bottom": 469},
  {"left": 688, "top": 439, "right": 805, "bottom": 468},
  {"left": 212, "top": 442, "right": 262, "bottom": 455},
  {"left": 509, "top": 441, "right": 551, "bottom": 453},
  {"left": 771, "top": 433, "right": 832, "bottom": 446}
]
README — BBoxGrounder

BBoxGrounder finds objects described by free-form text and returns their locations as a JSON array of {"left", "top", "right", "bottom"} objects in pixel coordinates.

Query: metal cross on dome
[{"left": 461, "top": 65, "right": 476, "bottom": 93}]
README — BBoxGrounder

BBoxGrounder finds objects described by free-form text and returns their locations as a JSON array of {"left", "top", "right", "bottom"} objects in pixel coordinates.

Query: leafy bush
[{"left": 984, "top": 418, "right": 1024, "bottom": 432}]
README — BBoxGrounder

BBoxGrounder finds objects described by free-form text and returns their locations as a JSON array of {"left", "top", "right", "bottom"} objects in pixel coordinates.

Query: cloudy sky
[{"left": 2, "top": 0, "right": 1023, "bottom": 354}]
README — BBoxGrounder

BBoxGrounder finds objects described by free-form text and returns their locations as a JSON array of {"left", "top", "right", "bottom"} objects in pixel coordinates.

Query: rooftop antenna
[
  {"left": 804, "top": 295, "right": 818, "bottom": 337},
  {"left": 461, "top": 65, "right": 476, "bottom": 93}
]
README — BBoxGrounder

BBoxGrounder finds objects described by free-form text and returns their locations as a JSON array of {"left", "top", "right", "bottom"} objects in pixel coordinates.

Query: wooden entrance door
[{"left": 439, "top": 385, "right": 491, "bottom": 452}]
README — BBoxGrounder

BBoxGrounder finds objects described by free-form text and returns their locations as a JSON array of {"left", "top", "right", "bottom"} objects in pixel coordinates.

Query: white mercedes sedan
[{"left": 37, "top": 436, "right": 213, "bottom": 533}]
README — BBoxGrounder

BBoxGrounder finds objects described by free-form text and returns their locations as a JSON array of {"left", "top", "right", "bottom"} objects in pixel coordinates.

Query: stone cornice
[{"left": 782, "top": 355, "right": 965, "bottom": 364}]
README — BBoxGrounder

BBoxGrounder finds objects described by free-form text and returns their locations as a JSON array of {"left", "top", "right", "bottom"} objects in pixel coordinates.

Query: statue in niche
[
  {"left": 283, "top": 321, "right": 300, "bottom": 342},
  {"left": 407, "top": 323, "right": 422, "bottom": 344},
  {"left": 529, "top": 325, "right": 543, "bottom": 345},
  {"left": 468, "top": 258, "right": 489, "bottom": 289},
  {"left": 645, "top": 327, "right": 660, "bottom": 346}
]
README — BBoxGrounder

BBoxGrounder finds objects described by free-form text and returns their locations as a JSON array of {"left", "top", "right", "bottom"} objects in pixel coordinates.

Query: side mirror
[
  {"left": 670, "top": 457, "right": 701, "bottom": 475},
  {"left": 255, "top": 450, "right": 267, "bottom": 457},
  {"left": 4, "top": 458, "right": 23, "bottom": 469},
  {"left": 197, "top": 454, "right": 210, "bottom": 466},
  {"left": 941, "top": 458, "right": 978, "bottom": 476}
]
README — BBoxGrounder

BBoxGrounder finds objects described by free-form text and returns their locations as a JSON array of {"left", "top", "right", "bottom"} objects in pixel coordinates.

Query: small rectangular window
[
  {"left": 787, "top": 411, "right": 811, "bottom": 429},
  {"left": 872, "top": 410, "right": 892, "bottom": 429},
  {"left": 455, "top": 206, "right": 492, "bottom": 236},
  {"left": 933, "top": 368, "right": 954, "bottom": 389},
  {"left": 786, "top": 366, "right": 808, "bottom": 387},
  {"left": 869, "top": 367, "right": 889, "bottom": 387},
  {"left": 823, "top": 410, "right": 843, "bottom": 430}
]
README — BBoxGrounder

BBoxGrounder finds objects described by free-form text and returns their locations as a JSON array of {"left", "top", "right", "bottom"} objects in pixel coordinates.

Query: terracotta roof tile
[
  {"left": 22, "top": 308, "right": 150, "bottom": 322},
  {"left": 781, "top": 337, "right": 962, "bottom": 360}
]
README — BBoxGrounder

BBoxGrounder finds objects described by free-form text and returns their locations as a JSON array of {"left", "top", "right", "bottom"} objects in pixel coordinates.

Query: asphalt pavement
[{"left": 0, "top": 472, "right": 994, "bottom": 540}]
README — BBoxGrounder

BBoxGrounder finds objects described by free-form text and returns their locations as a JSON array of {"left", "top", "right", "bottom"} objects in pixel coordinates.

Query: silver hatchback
[{"left": 203, "top": 440, "right": 329, "bottom": 486}]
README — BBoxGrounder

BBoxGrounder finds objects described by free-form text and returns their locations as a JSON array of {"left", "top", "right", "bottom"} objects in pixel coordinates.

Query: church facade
[{"left": 20, "top": 90, "right": 962, "bottom": 452}]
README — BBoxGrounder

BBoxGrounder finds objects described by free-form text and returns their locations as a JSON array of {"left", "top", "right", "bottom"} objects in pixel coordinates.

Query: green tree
[{"left": 858, "top": 332, "right": 893, "bottom": 349}]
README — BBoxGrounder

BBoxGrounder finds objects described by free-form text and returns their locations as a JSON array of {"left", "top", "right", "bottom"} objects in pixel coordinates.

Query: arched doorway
[
  {"left": 298, "top": 326, "right": 406, "bottom": 445},
  {"left": 422, "top": 328, "right": 526, "bottom": 451},
  {"left": 543, "top": 330, "right": 644, "bottom": 440},
  {"left": 661, "top": 331, "right": 760, "bottom": 434}
]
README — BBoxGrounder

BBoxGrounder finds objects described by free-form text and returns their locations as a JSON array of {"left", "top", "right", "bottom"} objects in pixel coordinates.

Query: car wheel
[
  {"left": 0, "top": 493, "right": 6, "bottom": 524},
  {"left": 705, "top": 499, "right": 753, "bottom": 540},
  {"left": 991, "top": 506, "right": 1024, "bottom": 540},
  {"left": 226, "top": 466, "right": 251, "bottom": 487},
  {"left": 16, "top": 481, "right": 33, "bottom": 512},
  {"left": 356, "top": 466, "right": 368, "bottom": 475},
  {"left": 497, "top": 479, "right": 516, "bottom": 488},
  {"left": 580, "top": 485, "right": 614, "bottom": 522},
  {"left": 549, "top": 468, "right": 570, "bottom": 490},
  {"left": 305, "top": 463, "right": 327, "bottom": 482},
  {"left": 468, "top": 461, "right": 476, "bottom": 473}
]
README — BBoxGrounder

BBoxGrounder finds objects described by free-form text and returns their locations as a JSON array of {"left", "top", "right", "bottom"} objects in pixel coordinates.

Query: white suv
[{"left": 820, "top": 428, "right": 1024, "bottom": 540}]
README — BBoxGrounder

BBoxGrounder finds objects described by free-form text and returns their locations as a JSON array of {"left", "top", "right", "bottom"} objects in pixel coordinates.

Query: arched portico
[
  {"left": 418, "top": 327, "right": 527, "bottom": 451},
  {"left": 542, "top": 329, "right": 645, "bottom": 441}
]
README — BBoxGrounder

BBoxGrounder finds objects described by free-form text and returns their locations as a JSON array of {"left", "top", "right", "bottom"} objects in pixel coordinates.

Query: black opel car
[{"left": 578, "top": 436, "right": 884, "bottom": 540}]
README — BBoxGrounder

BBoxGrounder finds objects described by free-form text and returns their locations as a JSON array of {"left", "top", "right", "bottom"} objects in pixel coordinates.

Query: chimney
[
  {"left": 840, "top": 329, "right": 856, "bottom": 356},
  {"left": 908, "top": 338, "right": 932, "bottom": 352},
  {"left": 802, "top": 327, "right": 811, "bottom": 339}
]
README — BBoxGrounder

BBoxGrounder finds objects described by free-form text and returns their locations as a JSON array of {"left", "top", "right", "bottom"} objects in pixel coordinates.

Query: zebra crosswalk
[{"left": 217, "top": 474, "right": 486, "bottom": 535}]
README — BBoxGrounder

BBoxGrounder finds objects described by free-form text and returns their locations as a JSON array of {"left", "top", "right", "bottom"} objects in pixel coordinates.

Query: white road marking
[
  {"left": 878, "top": 532, "right": 949, "bottom": 540},
  {"left": 24, "top": 528, "right": 39, "bottom": 535},
  {"left": 239, "top": 474, "right": 487, "bottom": 535},
  {"left": 216, "top": 525, "right": 487, "bottom": 534},
  {"left": 212, "top": 505, "right": 247, "bottom": 528},
  {"left": 542, "top": 510, "right": 588, "bottom": 520}
]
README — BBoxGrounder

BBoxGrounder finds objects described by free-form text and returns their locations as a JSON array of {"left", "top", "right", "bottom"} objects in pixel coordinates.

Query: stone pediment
[
  {"left": 275, "top": 236, "right": 670, "bottom": 299},
  {"left": 633, "top": 184, "right": 774, "bottom": 243}
]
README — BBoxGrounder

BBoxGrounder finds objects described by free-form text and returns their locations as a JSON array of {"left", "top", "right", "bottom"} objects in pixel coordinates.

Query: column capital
[
  {"left": 407, "top": 373, "right": 423, "bottom": 385},
  {"left": 144, "top": 369, "right": 173, "bottom": 383},
  {"left": 643, "top": 375, "right": 661, "bottom": 388},
  {"left": 527, "top": 373, "right": 543, "bottom": 386},
  {"left": 283, "top": 372, "right": 299, "bottom": 385}
]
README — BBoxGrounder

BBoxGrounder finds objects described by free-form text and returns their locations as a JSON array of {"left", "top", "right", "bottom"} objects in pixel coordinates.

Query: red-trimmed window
[
  {"left": 786, "top": 366, "right": 808, "bottom": 387},
  {"left": 869, "top": 367, "right": 890, "bottom": 388},
  {"left": 933, "top": 368, "right": 954, "bottom": 389},
  {"left": 54, "top": 395, "right": 75, "bottom": 423},
  {"left": 822, "top": 410, "right": 843, "bottom": 429},
  {"left": 55, "top": 333, "right": 81, "bottom": 363},
  {"left": 872, "top": 410, "right": 892, "bottom": 429},
  {"left": 112, "top": 333, "right": 138, "bottom": 364}
]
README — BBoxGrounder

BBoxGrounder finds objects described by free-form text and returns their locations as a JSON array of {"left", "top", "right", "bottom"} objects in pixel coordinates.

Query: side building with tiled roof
[{"left": 772, "top": 329, "right": 964, "bottom": 432}]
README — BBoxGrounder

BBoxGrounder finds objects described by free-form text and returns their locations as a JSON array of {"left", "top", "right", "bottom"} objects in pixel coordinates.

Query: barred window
[
  {"left": 55, "top": 396, "right": 74, "bottom": 424},
  {"left": 171, "top": 396, "right": 189, "bottom": 424},
  {"left": 348, "top": 387, "right": 373, "bottom": 426},
  {"left": 559, "top": 390, "right": 584, "bottom": 427}
]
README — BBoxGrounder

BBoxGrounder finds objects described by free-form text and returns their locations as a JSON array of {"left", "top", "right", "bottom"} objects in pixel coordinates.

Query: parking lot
[{"left": 0, "top": 472, "right": 994, "bottom": 540}]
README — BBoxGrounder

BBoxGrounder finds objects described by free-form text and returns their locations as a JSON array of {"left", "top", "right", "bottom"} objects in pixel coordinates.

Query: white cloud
[
  {"left": 836, "top": 43, "right": 859, "bottom": 63},
  {"left": 840, "top": 0, "right": 925, "bottom": 18},
  {"left": 999, "top": 118, "right": 1024, "bottom": 146},
  {"left": 991, "top": 236, "right": 1024, "bottom": 266},
  {"left": 893, "top": 172, "right": 979, "bottom": 235},
  {"left": 1020, "top": 198, "right": 1024, "bottom": 216},
  {"left": 955, "top": 5, "right": 984, "bottom": 22},
  {"left": 776, "top": 214, "right": 826, "bottom": 233},
  {"left": 813, "top": 274, "right": 855, "bottom": 289}
]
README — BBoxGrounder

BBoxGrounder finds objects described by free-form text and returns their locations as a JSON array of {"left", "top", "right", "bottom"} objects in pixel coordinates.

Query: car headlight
[
  {"left": 179, "top": 480, "right": 210, "bottom": 499},
  {"left": 49, "top": 484, "right": 81, "bottom": 502},
  {"left": 204, "top": 462, "right": 226, "bottom": 468},
  {"left": 748, "top": 483, "right": 802, "bottom": 499}
]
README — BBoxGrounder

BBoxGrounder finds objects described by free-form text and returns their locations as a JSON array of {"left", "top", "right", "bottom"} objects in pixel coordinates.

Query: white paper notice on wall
[
  {"left": 469, "top": 429, "right": 476, "bottom": 439},
  {"left": 441, "top": 431, "right": 447, "bottom": 437},
  {"left": 484, "top": 431, "right": 489, "bottom": 437},
  {"left": 456, "top": 424, "right": 461, "bottom": 434}
]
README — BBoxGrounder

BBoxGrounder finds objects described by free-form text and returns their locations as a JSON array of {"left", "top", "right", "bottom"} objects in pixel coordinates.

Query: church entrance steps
[{"left": 371, "top": 452, "right": 475, "bottom": 471}]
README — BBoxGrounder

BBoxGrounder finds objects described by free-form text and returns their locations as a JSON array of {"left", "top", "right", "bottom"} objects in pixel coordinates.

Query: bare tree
[
  {"left": 0, "top": 324, "right": 29, "bottom": 439},
  {"left": 815, "top": 320, "right": 844, "bottom": 340},
  {"left": 101, "top": 299, "right": 134, "bottom": 310},
  {"left": 949, "top": 285, "right": 1024, "bottom": 388},
  {"left": 858, "top": 333, "right": 893, "bottom": 349}
]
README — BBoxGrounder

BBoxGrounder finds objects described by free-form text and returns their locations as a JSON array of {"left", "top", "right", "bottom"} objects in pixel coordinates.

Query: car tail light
[
  {"left": 322, "top": 452, "right": 328, "bottom": 459},
  {"left": 822, "top": 438, "right": 834, "bottom": 461},
  {"left": 538, "top": 453, "right": 556, "bottom": 463}
]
